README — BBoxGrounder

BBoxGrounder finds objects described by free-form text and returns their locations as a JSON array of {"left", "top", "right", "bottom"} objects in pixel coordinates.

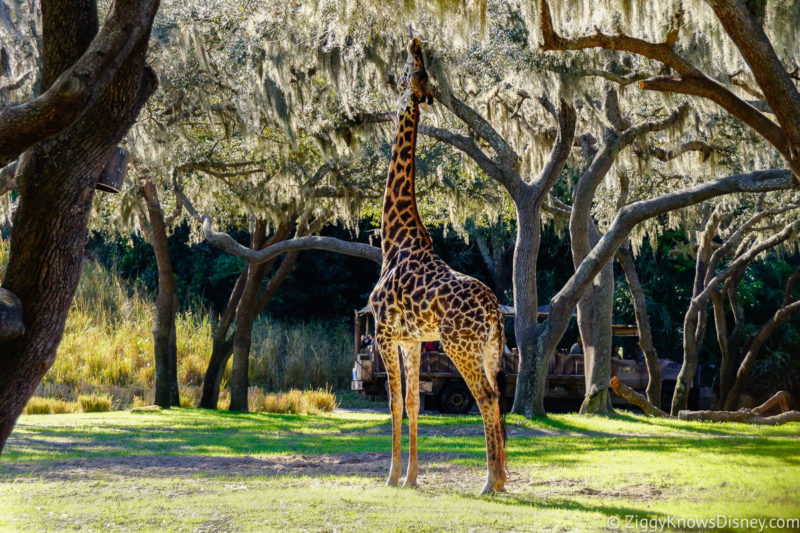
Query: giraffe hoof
[
  {"left": 479, "top": 483, "right": 495, "bottom": 496},
  {"left": 401, "top": 478, "right": 418, "bottom": 489},
  {"left": 386, "top": 476, "right": 401, "bottom": 487}
]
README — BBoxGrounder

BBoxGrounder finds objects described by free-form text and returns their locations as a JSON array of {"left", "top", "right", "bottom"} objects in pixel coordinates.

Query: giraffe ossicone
[{"left": 368, "top": 34, "right": 508, "bottom": 495}]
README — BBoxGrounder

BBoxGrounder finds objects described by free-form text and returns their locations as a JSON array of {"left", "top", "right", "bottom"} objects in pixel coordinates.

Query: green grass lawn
[{"left": 1, "top": 408, "right": 799, "bottom": 532}]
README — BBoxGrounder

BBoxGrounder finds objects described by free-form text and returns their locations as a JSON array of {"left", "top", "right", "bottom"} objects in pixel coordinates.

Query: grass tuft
[{"left": 78, "top": 393, "right": 112, "bottom": 413}]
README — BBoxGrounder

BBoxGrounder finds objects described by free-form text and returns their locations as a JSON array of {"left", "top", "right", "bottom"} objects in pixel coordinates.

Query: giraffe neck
[{"left": 381, "top": 100, "right": 433, "bottom": 266}]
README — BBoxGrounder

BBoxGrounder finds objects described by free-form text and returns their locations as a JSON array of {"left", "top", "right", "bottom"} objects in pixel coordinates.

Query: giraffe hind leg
[{"left": 438, "top": 328, "right": 505, "bottom": 495}]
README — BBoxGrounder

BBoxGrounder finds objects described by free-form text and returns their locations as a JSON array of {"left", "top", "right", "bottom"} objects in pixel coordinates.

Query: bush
[
  {"left": 78, "top": 393, "right": 112, "bottom": 413},
  {"left": 23, "top": 397, "right": 79, "bottom": 415},
  {"left": 306, "top": 387, "right": 338, "bottom": 413},
  {"left": 24, "top": 397, "right": 53, "bottom": 415},
  {"left": 50, "top": 399, "right": 80, "bottom": 414},
  {"left": 179, "top": 386, "right": 201, "bottom": 408},
  {"left": 250, "top": 388, "right": 338, "bottom": 414}
]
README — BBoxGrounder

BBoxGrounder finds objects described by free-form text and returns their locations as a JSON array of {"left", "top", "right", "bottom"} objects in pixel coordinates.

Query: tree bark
[
  {"left": 141, "top": 179, "right": 179, "bottom": 408},
  {"left": 199, "top": 270, "right": 247, "bottom": 409},
  {"left": 574, "top": 222, "right": 614, "bottom": 415},
  {"left": 510, "top": 189, "right": 547, "bottom": 417},
  {"left": 226, "top": 219, "right": 301, "bottom": 412},
  {"left": 228, "top": 219, "right": 269, "bottom": 412},
  {"left": 617, "top": 245, "right": 662, "bottom": 407},
  {"left": 0, "top": 0, "right": 159, "bottom": 453}
]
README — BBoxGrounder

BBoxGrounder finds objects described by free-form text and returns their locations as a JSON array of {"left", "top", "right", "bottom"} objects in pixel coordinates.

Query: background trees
[{"left": 1, "top": 0, "right": 799, "bottom": 450}]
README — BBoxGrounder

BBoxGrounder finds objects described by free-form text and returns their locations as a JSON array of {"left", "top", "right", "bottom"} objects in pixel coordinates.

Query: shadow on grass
[{"left": 5, "top": 408, "right": 798, "bottom": 472}]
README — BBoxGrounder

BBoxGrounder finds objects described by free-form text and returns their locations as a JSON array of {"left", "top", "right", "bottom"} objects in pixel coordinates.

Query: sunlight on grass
[{"left": 2, "top": 410, "right": 799, "bottom": 532}]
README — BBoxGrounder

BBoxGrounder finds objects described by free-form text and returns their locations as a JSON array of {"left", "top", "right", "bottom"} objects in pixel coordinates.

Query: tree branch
[
  {"left": 549, "top": 168, "right": 797, "bottom": 320},
  {"left": 705, "top": 0, "right": 800, "bottom": 170},
  {"left": 0, "top": 0, "right": 159, "bottom": 166},
  {"left": 538, "top": 0, "right": 795, "bottom": 175},
  {"left": 172, "top": 176, "right": 382, "bottom": 265}
]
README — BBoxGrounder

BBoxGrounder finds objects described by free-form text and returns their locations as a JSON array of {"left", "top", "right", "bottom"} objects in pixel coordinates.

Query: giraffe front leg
[
  {"left": 399, "top": 341, "right": 421, "bottom": 488},
  {"left": 377, "top": 335, "right": 403, "bottom": 487}
]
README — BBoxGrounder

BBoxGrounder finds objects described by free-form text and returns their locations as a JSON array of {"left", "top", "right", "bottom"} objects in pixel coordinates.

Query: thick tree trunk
[
  {"left": 199, "top": 270, "right": 247, "bottom": 409},
  {"left": 0, "top": 0, "right": 158, "bottom": 452},
  {"left": 575, "top": 222, "right": 614, "bottom": 415},
  {"left": 510, "top": 192, "right": 548, "bottom": 417},
  {"left": 617, "top": 245, "right": 662, "bottom": 407},
  {"left": 141, "top": 180, "right": 179, "bottom": 408}
]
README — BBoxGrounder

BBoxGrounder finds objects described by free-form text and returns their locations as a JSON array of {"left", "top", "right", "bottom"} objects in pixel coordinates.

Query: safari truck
[{"left": 350, "top": 305, "right": 707, "bottom": 413}]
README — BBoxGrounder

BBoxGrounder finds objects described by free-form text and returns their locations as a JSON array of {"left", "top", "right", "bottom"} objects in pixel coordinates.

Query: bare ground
[{"left": 0, "top": 451, "right": 668, "bottom": 502}]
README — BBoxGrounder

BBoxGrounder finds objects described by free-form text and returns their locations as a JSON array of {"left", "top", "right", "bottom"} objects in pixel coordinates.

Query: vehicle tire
[{"left": 439, "top": 382, "right": 475, "bottom": 414}]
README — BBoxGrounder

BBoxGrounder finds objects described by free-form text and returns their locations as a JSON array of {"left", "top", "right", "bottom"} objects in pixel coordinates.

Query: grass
[
  {"left": 1, "top": 239, "right": 356, "bottom": 412},
  {"left": 2, "top": 409, "right": 799, "bottom": 532}
]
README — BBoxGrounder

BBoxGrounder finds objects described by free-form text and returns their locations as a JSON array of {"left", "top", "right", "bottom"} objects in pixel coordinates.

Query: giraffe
[{"left": 368, "top": 33, "right": 507, "bottom": 495}]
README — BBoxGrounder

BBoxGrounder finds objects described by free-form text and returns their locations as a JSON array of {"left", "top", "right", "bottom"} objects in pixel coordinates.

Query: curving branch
[
  {"left": 538, "top": 0, "right": 795, "bottom": 175},
  {"left": 550, "top": 168, "right": 797, "bottom": 321},
  {"left": 705, "top": 0, "right": 800, "bottom": 170},
  {"left": 172, "top": 175, "right": 382, "bottom": 265},
  {"left": 435, "top": 90, "right": 520, "bottom": 171},
  {"left": 0, "top": 0, "right": 160, "bottom": 166}
]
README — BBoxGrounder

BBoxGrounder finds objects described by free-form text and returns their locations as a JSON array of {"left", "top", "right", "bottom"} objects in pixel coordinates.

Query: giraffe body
[{"left": 368, "top": 37, "right": 507, "bottom": 495}]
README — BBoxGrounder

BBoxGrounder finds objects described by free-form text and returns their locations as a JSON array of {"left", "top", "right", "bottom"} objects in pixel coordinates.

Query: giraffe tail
[{"left": 496, "top": 369, "right": 509, "bottom": 475}]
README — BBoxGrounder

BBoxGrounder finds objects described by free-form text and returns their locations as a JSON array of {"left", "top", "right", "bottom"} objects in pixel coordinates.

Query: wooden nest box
[{"left": 96, "top": 147, "right": 130, "bottom": 193}]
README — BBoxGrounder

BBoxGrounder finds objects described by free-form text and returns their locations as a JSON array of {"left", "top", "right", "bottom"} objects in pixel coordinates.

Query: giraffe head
[{"left": 397, "top": 35, "right": 433, "bottom": 114}]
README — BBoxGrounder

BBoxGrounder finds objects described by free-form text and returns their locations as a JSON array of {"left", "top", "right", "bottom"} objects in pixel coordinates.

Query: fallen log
[
  {"left": 610, "top": 376, "right": 668, "bottom": 417},
  {"left": 678, "top": 409, "right": 800, "bottom": 425},
  {"left": 751, "top": 390, "right": 789, "bottom": 415},
  {"left": 610, "top": 379, "right": 799, "bottom": 425}
]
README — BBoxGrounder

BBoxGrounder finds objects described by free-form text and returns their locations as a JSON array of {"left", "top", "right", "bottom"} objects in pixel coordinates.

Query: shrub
[
  {"left": 248, "top": 386, "right": 267, "bottom": 412},
  {"left": 49, "top": 399, "right": 80, "bottom": 414},
  {"left": 78, "top": 393, "right": 112, "bottom": 413},
  {"left": 23, "top": 397, "right": 80, "bottom": 415},
  {"left": 252, "top": 388, "right": 338, "bottom": 414},
  {"left": 131, "top": 395, "right": 148, "bottom": 409},
  {"left": 24, "top": 397, "right": 53, "bottom": 415},
  {"left": 179, "top": 386, "right": 201, "bottom": 408},
  {"left": 306, "top": 387, "right": 338, "bottom": 413}
]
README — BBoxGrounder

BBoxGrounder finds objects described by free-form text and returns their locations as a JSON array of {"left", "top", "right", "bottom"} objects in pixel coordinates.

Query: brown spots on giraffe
[{"left": 373, "top": 41, "right": 505, "bottom": 493}]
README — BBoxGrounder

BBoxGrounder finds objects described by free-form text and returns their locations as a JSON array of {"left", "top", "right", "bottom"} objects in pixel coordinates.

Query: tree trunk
[
  {"left": 510, "top": 191, "right": 549, "bottom": 417},
  {"left": 674, "top": 212, "right": 719, "bottom": 414},
  {"left": 0, "top": 1, "right": 158, "bottom": 453},
  {"left": 617, "top": 245, "right": 662, "bottom": 407},
  {"left": 723, "top": 300, "right": 800, "bottom": 410},
  {"left": 575, "top": 222, "right": 614, "bottom": 415},
  {"left": 141, "top": 180, "right": 179, "bottom": 408},
  {"left": 228, "top": 219, "right": 268, "bottom": 412},
  {"left": 199, "top": 270, "right": 247, "bottom": 409}
]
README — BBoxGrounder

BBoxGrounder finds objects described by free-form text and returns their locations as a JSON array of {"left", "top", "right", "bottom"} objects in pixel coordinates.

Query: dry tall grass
[{"left": 2, "top": 239, "right": 351, "bottom": 412}]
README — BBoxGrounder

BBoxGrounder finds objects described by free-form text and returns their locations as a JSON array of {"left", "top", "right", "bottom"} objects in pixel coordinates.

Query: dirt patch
[{"left": 1, "top": 452, "right": 466, "bottom": 482}]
